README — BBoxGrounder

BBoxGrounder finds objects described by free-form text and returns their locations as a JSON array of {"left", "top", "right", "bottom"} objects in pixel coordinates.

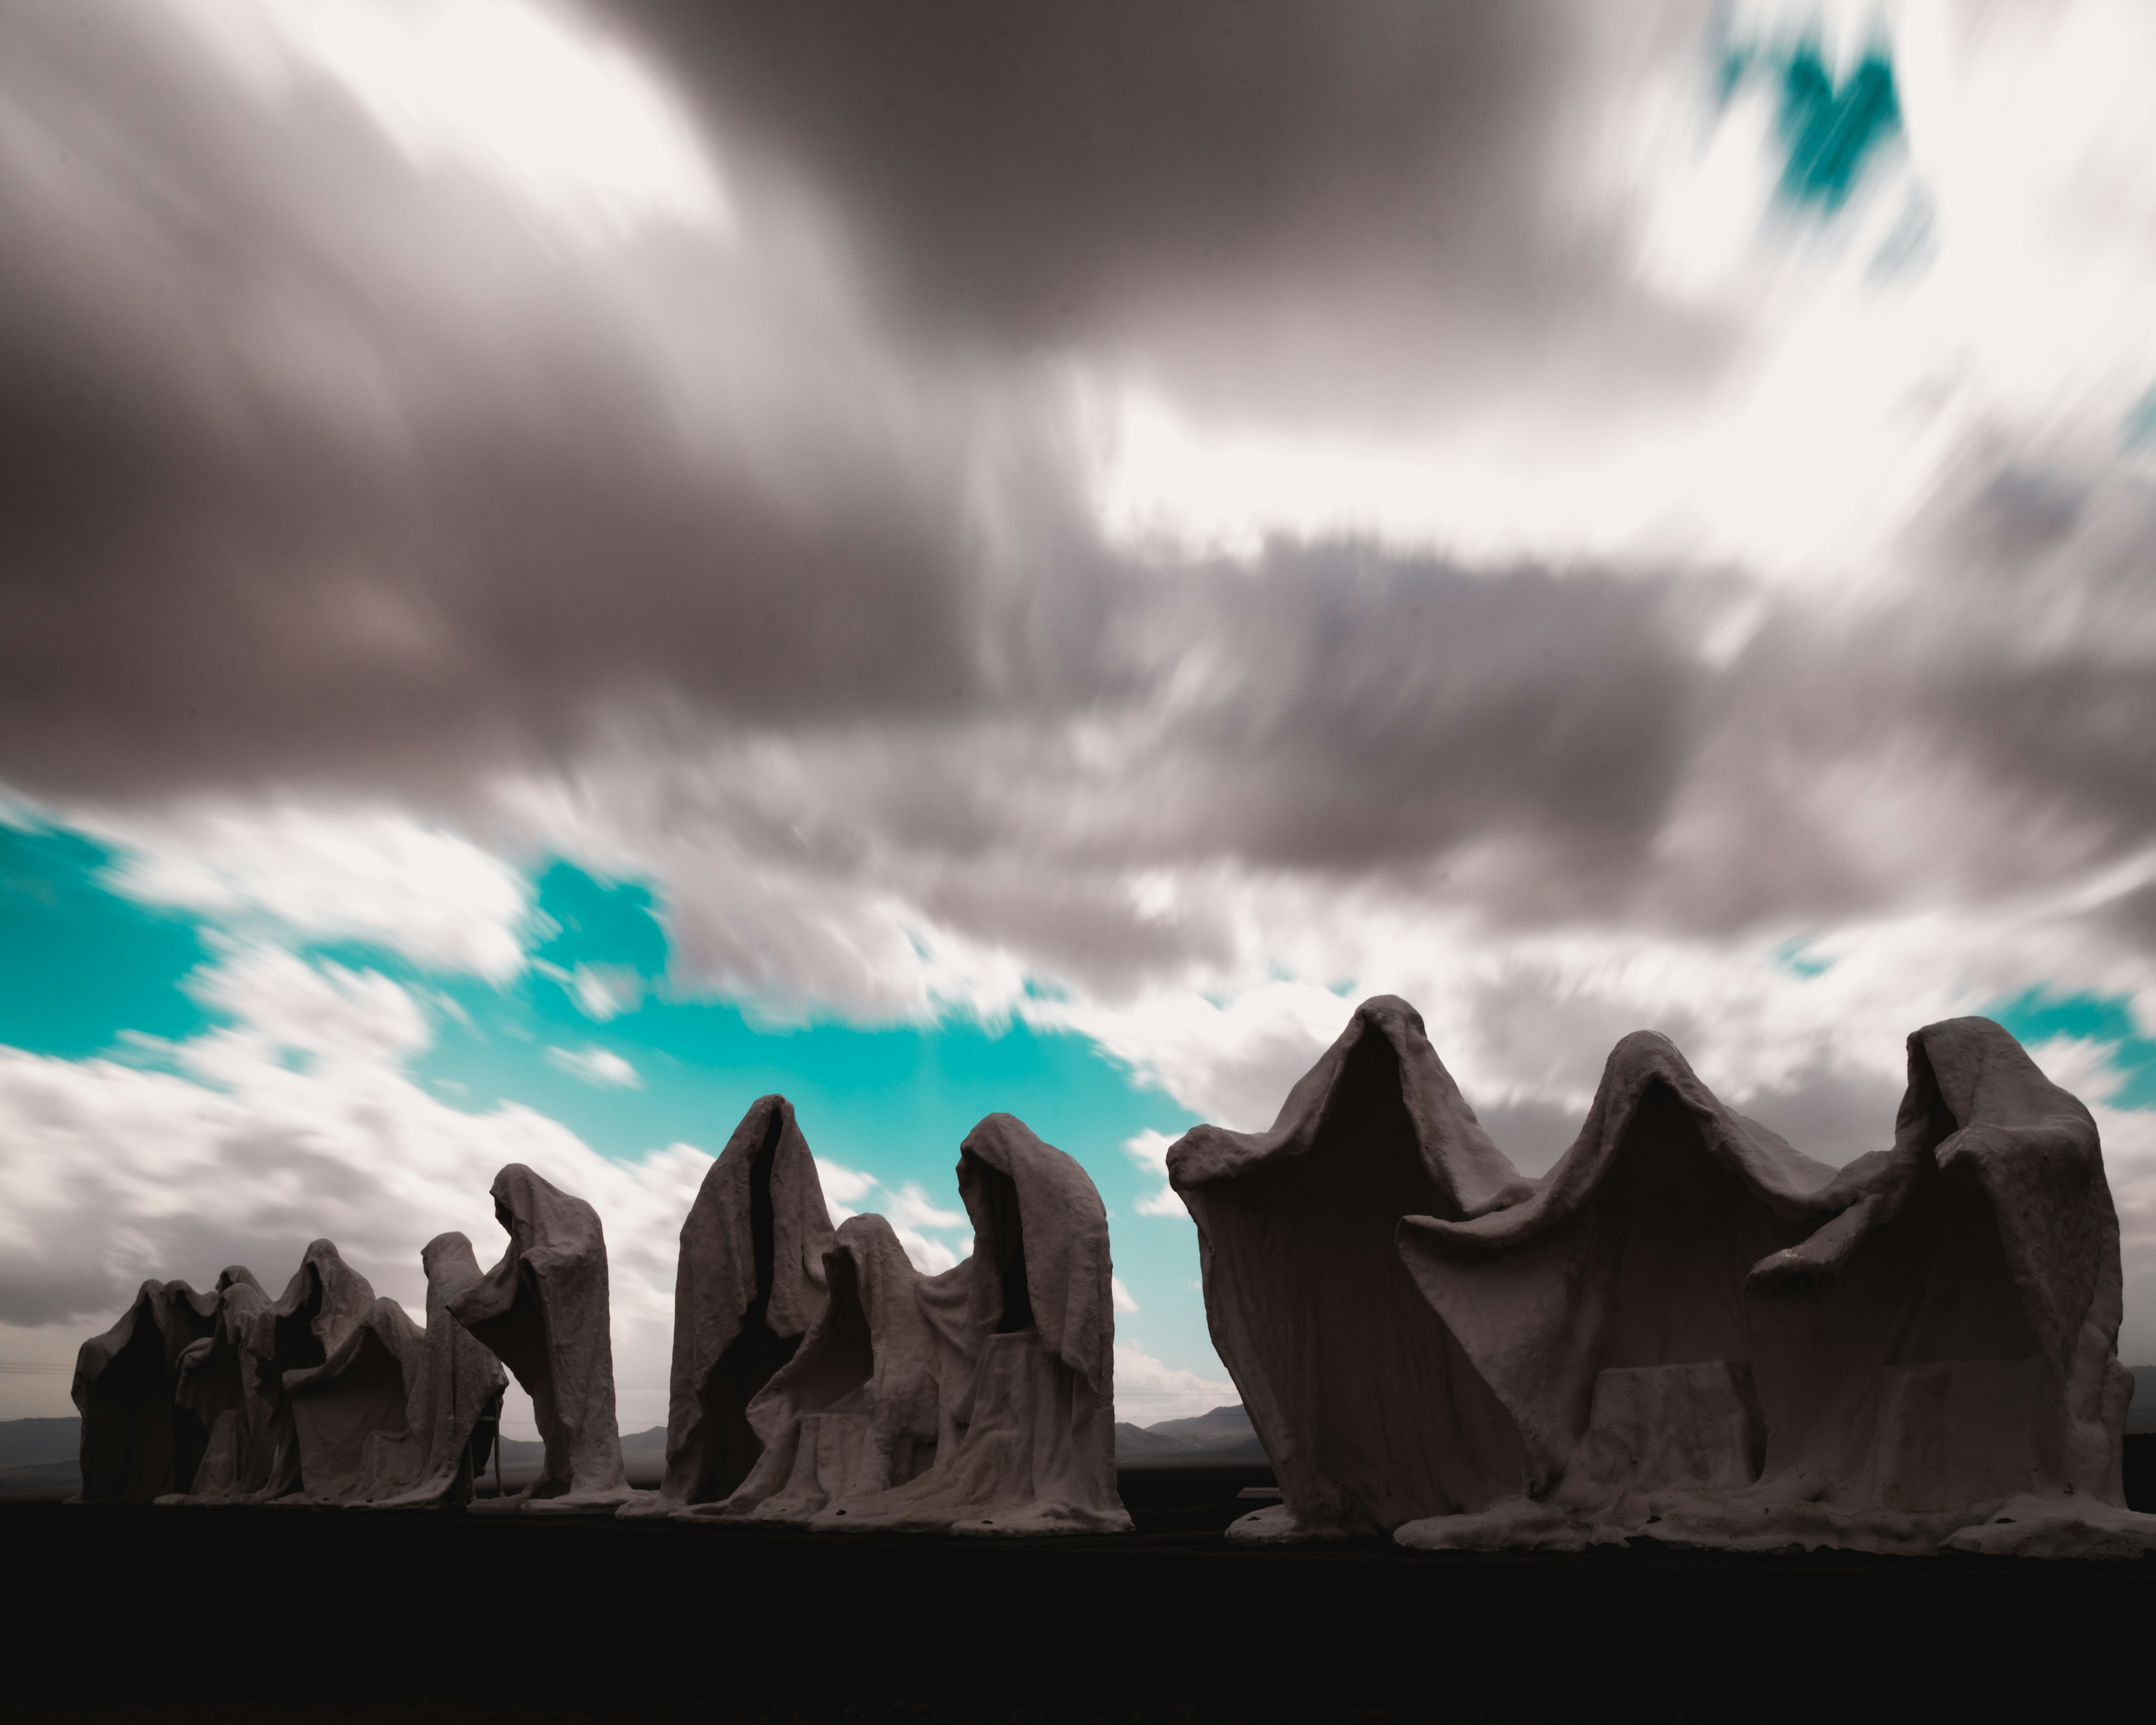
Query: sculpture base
[
  {"left": 1395, "top": 1488, "right": 2156, "bottom": 1559},
  {"left": 1224, "top": 1503, "right": 1353, "bottom": 1543}
]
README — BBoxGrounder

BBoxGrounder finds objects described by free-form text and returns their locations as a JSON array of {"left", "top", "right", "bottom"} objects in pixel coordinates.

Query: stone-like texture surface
[
  {"left": 625, "top": 1096, "right": 833, "bottom": 1518},
  {"left": 711, "top": 1212, "right": 942, "bottom": 1521},
  {"left": 74, "top": 1275, "right": 234, "bottom": 1501},
  {"left": 450, "top": 1164, "right": 631, "bottom": 1512},
  {"left": 1166, "top": 996, "right": 1536, "bottom": 1540},
  {"left": 169, "top": 1270, "right": 276, "bottom": 1501},
  {"left": 744, "top": 1113, "right": 1130, "bottom": 1534},
  {"left": 280, "top": 1233, "right": 508, "bottom": 1507},
  {"left": 248, "top": 1239, "right": 384, "bottom": 1502},
  {"left": 1392, "top": 1015, "right": 2156, "bottom": 1557},
  {"left": 359, "top": 1232, "right": 508, "bottom": 1507}
]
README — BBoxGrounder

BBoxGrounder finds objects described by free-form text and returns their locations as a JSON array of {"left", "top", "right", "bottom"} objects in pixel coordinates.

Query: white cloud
[
  {"left": 805, "top": 1164, "right": 968, "bottom": 1274},
  {"left": 1122, "top": 1129, "right": 1189, "bottom": 1219},
  {"left": 0, "top": 945, "right": 709, "bottom": 1430},
  {"left": 812, "top": 1157, "right": 879, "bottom": 1209},
  {"left": 883, "top": 1181, "right": 967, "bottom": 1235},
  {"left": 179, "top": 0, "right": 731, "bottom": 241},
  {"left": 546, "top": 1043, "right": 642, "bottom": 1088},
  {"left": 1113, "top": 1342, "right": 1236, "bottom": 1425},
  {"left": 1111, "top": 1276, "right": 1138, "bottom": 1313},
  {"left": 79, "top": 801, "right": 533, "bottom": 983},
  {"left": 891, "top": 1228, "right": 961, "bottom": 1277}
]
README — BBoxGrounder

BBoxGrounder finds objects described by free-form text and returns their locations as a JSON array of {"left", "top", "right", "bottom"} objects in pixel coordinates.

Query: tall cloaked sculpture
[
  {"left": 248, "top": 1238, "right": 385, "bottom": 1501},
  {"left": 625, "top": 1096, "right": 834, "bottom": 1518},
  {"left": 450, "top": 1164, "right": 632, "bottom": 1513},
  {"left": 1395, "top": 1017, "right": 2156, "bottom": 1558},
  {"left": 1164, "top": 996, "right": 1536, "bottom": 1540},
  {"left": 762, "top": 1113, "right": 1130, "bottom": 1534}
]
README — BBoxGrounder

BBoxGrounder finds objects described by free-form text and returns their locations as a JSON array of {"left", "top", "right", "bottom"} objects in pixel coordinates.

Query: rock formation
[
  {"left": 624, "top": 1095, "right": 834, "bottom": 1518},
  {"left": 756, "top": 1113, "right": 1129, "bottom": 1534},
  {"left": 704, "top": 1212, "right": 944, "bottom": 1521},
  {"left": 450, "top": 1163, "right": 632, "bottom": 1512},
  {"left": 1164, "top": 996, "right": 1535, "bottom": 1539},
  {"left": 1393, "top": 1015, "right": 2156, "bottom": 1558}
]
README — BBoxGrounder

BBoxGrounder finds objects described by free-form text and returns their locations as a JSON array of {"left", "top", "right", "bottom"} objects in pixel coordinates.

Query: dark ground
[{"left": 7, "top": 1461, "right": 2153, "bottom": 1725}]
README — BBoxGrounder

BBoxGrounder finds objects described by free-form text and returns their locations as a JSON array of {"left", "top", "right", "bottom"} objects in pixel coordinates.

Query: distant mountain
[
  {"left": 1145, "top": 1405, "right": 1253, "bottom": 1447},
  {"left": 493, "top": 1425, "right": 665, "bottom": 1465},
  {"left": 2130, "top": 1366, "right": 2156, "bottom": 1433},
  {"left": 1115, "top": 1404, "right": 1268, "bottom": 1464},
  {"left": 1113, "top": 1421, "right": 1199, "bottom": 1458},
  {"left": 0, "top": 1416, "right": 77, "bottom": 1467}
]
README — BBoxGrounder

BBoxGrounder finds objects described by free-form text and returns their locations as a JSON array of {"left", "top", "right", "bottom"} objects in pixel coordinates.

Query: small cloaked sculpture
[
  {"left": 282, "top": 1233, "right": 507, "bottom": 1507},
  {"left": 707, "top": 1211, "right": 945, "bottom": 1521},
  {"left": 74, "top": 1272, "right": 246, "bottom": 1502},
  {"left": 718, "top": 1112, "right": 1130, "bottom": 1535},
  {"left": 451, "top": 1164, "right": 632, "bottom": 1512}
]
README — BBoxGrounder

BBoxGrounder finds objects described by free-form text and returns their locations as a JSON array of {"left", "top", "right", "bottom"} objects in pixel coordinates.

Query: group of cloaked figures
[{"left": 72, "top": 995, "right": 2156, "bottom": 1556}]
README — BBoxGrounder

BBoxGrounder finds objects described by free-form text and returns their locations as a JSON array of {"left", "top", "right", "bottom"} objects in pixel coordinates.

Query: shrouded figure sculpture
[
  {"left": 1165, "top": 996, "right": 1536, "bottom": 1540},
  {"left": 1395, "top": 1016, "right": 2156, "bottom": 1558},
  {"left": 703, "top": 1212, "right": 945, "bottom": 1521},
  {"left": 1172, "top": 994, "right": 2156, "bottom": 1558},
  {"left": 170, "top": 1270, "right": 279, "bottom": 1501},
  {"left": 624, "top": 1095, "right": 834, "bottom": 1518},
  {"left": 726, "top": 1112, "right": 1129, "bottom": 1534},
  {"left": 74, "top": 1270, "right": 251, "bottom": 1502},
  {"left": 356, "top": 1232, "right": 508, "bottom": 1508},
  {"left": 450, "top": 1164, "right": 632, "bottom": 1513},
  {"left": 283, "top": 1233, "right": 508, "bottom": 1507}
]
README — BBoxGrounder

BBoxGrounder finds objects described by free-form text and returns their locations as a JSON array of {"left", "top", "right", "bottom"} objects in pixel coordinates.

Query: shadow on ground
[{"left": 6, "top": 1463, "right": 2151, "bottom": 1723}]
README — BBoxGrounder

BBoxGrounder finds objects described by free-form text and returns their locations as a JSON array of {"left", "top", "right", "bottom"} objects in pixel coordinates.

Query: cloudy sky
[{"left": 7, "top": 0, "right": 2156, "bottom": 1435}]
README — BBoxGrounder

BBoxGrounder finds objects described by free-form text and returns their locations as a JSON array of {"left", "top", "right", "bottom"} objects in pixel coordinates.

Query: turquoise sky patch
[
  {"left": 0, "top": 818, "right": 1216, "bottom": 1379},
  {"left": 1987, "top": 987, "right": 2156, "bottom": 1111},
  {"left": 0, "top": 820, "right": 219, "bottom": 1057},
  {"left": 1720, "top": 33, "right": 1905, "bottom": 215}
]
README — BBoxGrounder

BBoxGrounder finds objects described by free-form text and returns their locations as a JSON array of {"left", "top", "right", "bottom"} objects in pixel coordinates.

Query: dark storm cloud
[
  {"left": 0, "top": 0, "right": 984, "bottom": 797},
  {"left": 0, "top": 0, "right": 1720, "bottom": 883},
  {"left": 11, "top": 0, "right": 2156, "bottom": 1010},
  {"left": 619, "top": 0, "right": 1732, "bottom": 426},
  {"left": 1119, "top": 545, "right": 1703, "bottom": 871}
]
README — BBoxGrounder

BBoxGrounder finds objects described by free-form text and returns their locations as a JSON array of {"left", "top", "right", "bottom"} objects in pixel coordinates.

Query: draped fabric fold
[
  {"left": 626, "top": 1096, "right": 833, "bottom": 1517},
  {"left": 449, "top": 1164, "right": 631, "bottom": 1512}
]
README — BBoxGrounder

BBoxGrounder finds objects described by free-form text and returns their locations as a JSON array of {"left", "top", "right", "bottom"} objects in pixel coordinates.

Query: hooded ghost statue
[
  {"left": 74, "top": 1273, "right": 241, "bottom": 1502},
  {"left": 1395, "top": 1016, "right": 2156, "bottom": 1559},
  {"left": 349, "top": 1232, "right": 508, "bottom": 1508},
  {"left": 282, "top": 1237, "right": 507, "bottom": 1508},
  {"left": 169, "top": 1269, "right": 278, "bottom": 1502},
  {"left": 449, "top": 1164, "right": 632, "bottom": 1512},
  {"left": 1164, "top": 996, "right": 1537, "bottom": 1540},
  {"left": 624, "top": 1096, "right": 834, "bottom": 1519},
  {"left": 791, "top": 1113, "right": 1130, "bottom": 1535},
  {"left": 699, "top": 1212, "right": 944, "bottom": 1522},
  {"left": 246, "top": 1239, "right": 383, "bottom": 1501}
]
